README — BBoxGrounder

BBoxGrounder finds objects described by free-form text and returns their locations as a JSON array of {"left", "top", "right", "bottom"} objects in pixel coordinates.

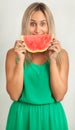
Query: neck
[{"left": 31, "top": 52, "right": 48, "bottom": 64}]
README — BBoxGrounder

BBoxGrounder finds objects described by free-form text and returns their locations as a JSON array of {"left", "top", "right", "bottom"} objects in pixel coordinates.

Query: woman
[{"left": 5, "top": 2, "right": 69, "bottom": 130}]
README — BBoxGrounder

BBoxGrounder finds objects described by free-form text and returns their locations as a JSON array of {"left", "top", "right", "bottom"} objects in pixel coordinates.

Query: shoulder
[
  {"left": 59, "top": 48, "right": 69, "bottom": 68},
  {"left": 61, "top": 49, "right": 69, "bottom": 61},
  {"left": 6, "top": 48, "right": 16, "bottom": 59},
  {"left": 6, "top": 48, "right": 16, "bottom": 65},
  {"left": 6, "top": 48, "right": 15, "bottom": 56},
  {"left": 61, "top": 48, "right": 68, "bottom": 55}
]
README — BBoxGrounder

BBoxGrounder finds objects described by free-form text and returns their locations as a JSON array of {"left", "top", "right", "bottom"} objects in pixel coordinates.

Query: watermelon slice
[{"left": 21, "top": 34, "right": 53, "bottom": 53}]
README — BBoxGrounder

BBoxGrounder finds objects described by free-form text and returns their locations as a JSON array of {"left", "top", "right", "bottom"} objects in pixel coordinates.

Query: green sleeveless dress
[{"left": 6, "top": 61, "right": 68, "bottom": 130}]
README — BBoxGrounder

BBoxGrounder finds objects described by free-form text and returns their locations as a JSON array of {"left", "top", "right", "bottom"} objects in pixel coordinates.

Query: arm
[
  {"left": 5, "top": 41, "right": 26, "bottom": 101},
  {"left": 48, "top": 40, "right": 69, "bottom": 101}
]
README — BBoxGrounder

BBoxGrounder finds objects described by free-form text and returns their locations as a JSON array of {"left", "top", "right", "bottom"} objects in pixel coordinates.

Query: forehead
[{"left": 30, "top": 10, "right": 46, "bottom": 21}]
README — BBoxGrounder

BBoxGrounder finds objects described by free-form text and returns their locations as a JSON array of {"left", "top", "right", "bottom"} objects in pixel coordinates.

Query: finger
[
  {"left": 52, "top": 40, "right": 61, "bottom": 46},
  {"left": 48, "top": 42, "right": 54, "bottom": 48},
  {"left": 48, "top": 42, "right": 55, "bottom": 50},
  {"left": 22, "top": 42, "right": 25, "bottom": 48},
  {"left": 15, "top": 40, "right": 21, "bottom": 47},
  {"left": 54, "top": 43, "right": 61, "bottom": 50},
  {"left": 48, "top": 44, "right": 61, "bottom": 53},
  {"left": 52, "top": 38, "right": 55, "bottom": 42},
  {"left": 50, "top": 41, "right": 61, "bottom": 49},
  {"left": 17, "top": 41, "right": 25, "bottom": 48},
  {"left": 14, "top": 47, "right": 26, "bottom": 54},
  {"left": 49, "top": 47, "right": 58, "bottom": 53},
  {"left": 15, "top": 41, "right": 25, "bottom": 49}
]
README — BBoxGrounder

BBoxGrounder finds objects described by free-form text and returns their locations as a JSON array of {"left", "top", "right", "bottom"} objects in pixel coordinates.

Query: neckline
[{"left": 30, "top": 60, "right": 49, "bottom": 67}]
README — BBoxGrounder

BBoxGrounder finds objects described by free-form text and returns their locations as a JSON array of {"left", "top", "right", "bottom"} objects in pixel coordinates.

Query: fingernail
[{"left": 53, "top": 38, "right": 55, "bottom": 41}]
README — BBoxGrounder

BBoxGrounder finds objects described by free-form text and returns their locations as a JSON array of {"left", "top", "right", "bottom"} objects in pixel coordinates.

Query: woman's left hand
[{"left": 48, "top": 39, "right": 62, "bottom": 61}]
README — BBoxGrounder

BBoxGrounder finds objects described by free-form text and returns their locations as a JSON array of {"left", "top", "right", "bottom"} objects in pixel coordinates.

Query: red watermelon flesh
[{"left": 21, "top": 34, "right": 53, "bottom": 53}]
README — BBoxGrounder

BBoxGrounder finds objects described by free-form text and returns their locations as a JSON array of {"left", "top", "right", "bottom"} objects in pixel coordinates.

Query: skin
[{"left": 5, "top": 10, "right": 69, "bottom": 101}]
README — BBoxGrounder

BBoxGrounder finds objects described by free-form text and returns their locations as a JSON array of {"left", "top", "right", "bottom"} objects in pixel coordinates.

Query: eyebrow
[{"left": 30, "top": 19, "right": 47, "bottom": 22}]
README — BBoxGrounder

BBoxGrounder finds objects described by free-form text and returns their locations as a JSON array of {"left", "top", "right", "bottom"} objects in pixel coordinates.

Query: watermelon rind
[{"left": 21, "top": 34, "right": 53, "bottom": 53}]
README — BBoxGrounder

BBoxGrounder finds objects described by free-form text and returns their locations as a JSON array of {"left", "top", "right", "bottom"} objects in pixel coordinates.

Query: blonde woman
[{"left": 5, "top": 2, "right": 69, "bottom": 130}]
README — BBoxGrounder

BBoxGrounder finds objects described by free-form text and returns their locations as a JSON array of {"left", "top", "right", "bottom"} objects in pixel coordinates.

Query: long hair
[{"left": 21, "top": 2, "right": 56, "bottom": 64}]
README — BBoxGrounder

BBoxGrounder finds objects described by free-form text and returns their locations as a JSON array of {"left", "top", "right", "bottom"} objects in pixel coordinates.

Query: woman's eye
[
  {"left": 30, "top": 22, "right": 36, "bottom": 26},
  {"left": 40, "top": 22, "right": 46, "bottom": 26}
]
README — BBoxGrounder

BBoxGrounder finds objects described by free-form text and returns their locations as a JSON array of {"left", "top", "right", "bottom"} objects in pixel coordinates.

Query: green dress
[{"left": 6, "top": 61, "right": 68, "bottom": 130}]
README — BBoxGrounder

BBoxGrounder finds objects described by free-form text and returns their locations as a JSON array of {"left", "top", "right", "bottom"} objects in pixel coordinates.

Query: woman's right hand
[{"left": 14, "top": 40, "right": 26, "bottom": 63}]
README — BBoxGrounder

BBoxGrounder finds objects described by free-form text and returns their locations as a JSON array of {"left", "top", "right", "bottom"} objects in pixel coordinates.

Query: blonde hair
[
  {"left": 21, "top": 2, "right": 56, "bottom": 64},
  {"left": 21, "top": 2, "right": 56, "bottom": 37}
]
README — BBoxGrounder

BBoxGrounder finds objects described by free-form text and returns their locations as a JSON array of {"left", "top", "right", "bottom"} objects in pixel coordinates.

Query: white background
[{"left": 0, "top": 0, "right": 75, "bottom": 130}]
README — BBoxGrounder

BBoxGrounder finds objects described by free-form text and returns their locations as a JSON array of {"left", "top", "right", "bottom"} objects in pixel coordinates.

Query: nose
[{"left": 35, "top": 25, "right": 41, "bottom": 34}]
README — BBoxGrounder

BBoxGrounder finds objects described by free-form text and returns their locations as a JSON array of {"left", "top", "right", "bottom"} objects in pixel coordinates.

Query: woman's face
[{"left": 29, "top": 10, "right": 48, "bottom": 35}]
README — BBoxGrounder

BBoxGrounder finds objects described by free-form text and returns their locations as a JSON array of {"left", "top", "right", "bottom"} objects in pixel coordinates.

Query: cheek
[
  {"left": 29, "top": 26, "right": 35, "bottom": 32},
  {"left": 28, "top": 26, "right": 33, "bottom": 34},
  {"left": 43, "top": 24, "right": 48, "bottom": 33},
  {"left": 43, "top": 26, "right": 48, "bottom": 33}
]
